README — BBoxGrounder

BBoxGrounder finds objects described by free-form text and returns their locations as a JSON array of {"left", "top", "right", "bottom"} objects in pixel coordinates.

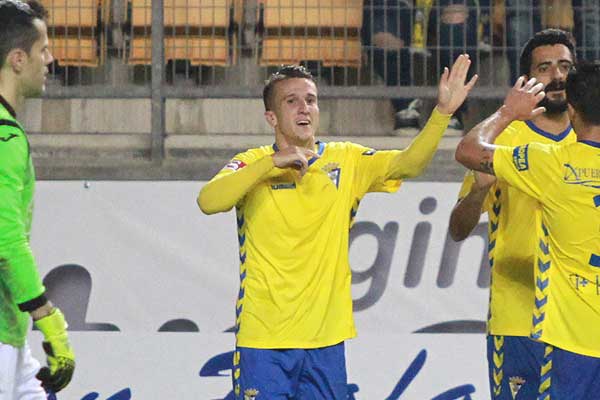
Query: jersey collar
[
  {"left": 0, "top": 94, "right": 17, "bottom": 119},
  {"left": 272, "top": 141, "right": 326, "bottom": 166},
  {"left": 525, "top": 120, "right": 572, "bottom": 142},
  {"left": 578, "top": 139, "right": 600, "bottom": 148}
]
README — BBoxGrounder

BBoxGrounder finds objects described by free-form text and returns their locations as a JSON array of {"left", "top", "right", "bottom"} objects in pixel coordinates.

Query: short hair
[
  {"left": 566, "top": 61, "right": 600, "bottom": 125},
  {"left": 519, "top": 29, "right": 576, "bottom": 77},
  {"left": 263, "top": 65, "right": 316, "bottom": 111},
  {"left": 0, "top": 0, "right": 48, "bottom": 70}
]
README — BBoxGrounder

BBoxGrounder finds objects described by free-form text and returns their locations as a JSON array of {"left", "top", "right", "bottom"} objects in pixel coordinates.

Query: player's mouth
[{"left": 296, "top": 119, "right": 311, "bottom": 126}]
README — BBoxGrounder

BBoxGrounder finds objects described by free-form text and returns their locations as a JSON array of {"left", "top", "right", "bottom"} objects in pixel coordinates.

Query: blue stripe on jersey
[
  {"left": 579, "top": 139, "right": 600, "bottom": 148},
  {"left": 272, "top": 141, "right": 326, "bottom": 166},
  {"left": 525, "top": 120, "right": 572, "bottom": 142}
]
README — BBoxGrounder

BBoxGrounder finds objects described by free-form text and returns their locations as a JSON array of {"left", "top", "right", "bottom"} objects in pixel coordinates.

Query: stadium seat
[
  {"left": 129, "top": 36, "right": 232, "bottom": 66},
  {"left": 261, "top": 0, "right": 363, "bottom": 30},
  {"left": 127, "top": 0, "right": 235, "bottom": 66},
  {"left": 48, "top": 37, "right": 101, "bottom": 67},
  {"left": 42, "top": 0, "right": 105, "bottom": 67},
  {"left": 261, "top": 36, "right": 361, "bottom": 67},
  {"left": 258, "top": 0, "right": 363, "bottom": 67}
]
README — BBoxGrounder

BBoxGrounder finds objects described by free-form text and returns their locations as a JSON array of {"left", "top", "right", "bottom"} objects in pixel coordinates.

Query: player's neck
[
  {"left": 574, "top": 125, "right": 600, "bottom": 143},
  {"left": 275, "top": 133, "right": 315, "bottom": 151},
  {"left": 531, "top": 111, "right": 570, "bottom": 134},
  {"left": 0, "top": 78, "right": 24, "bottom": 116}
]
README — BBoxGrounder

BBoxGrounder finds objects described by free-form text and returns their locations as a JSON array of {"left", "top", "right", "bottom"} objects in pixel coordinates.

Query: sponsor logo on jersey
[
  {"left": 512, "top": 145, "right": 529, "bottom": 171},
  {"left": 362, "top": 149, "right": 377, "bottom": 156},
  {"left": 563, "top": 163, "right": 600, "bottom": 188},
  {"left": 244, "top": 388, "right": 259, "bottom": 399},
  {"left": 509, "top": 376, "right": 525, "bottom": 399},
  {"left": 225, "top": 160, "right": 247, "bottom": 171},
  {"left": 322, "top": 162, "right": 341, "bottom": 188}
]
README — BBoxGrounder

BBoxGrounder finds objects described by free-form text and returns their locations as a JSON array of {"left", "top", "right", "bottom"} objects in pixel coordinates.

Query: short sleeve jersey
[
  {"left": 210, "top": 141, "right": 401, "bottom": 349},
  {"left": 494, "top": 140, "right": 600, "bottom": 357},
  {"left": 457, "top": 120, "right": 575, "bottom": 336},
  {"left": 0, "top": 96, "right": 44, "bottom": 347}
]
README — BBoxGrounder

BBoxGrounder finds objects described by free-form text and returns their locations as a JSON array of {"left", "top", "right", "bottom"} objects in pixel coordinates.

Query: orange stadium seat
[
  {"left": 127, "top": 0, "right": 235, "bottom": 66},
  {"left": 261, "top": 0, "right": 362, "bottom": 30},
  {"left": 42, "top": 0, "right": 105, "bottom": 67},
  {"left": 258, "top": 0, "right": 363, "bottom": 67}
]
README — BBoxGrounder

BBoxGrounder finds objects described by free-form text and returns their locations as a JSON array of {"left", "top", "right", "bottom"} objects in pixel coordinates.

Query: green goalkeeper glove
[{"left": 34, "top": 308, "right": 75, "bottom": 393}]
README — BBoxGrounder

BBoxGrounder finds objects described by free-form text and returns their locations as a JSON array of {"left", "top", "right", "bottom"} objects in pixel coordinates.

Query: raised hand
[
  {"left": 271, "top": 146, "right": 319, "bottom": 178},
  {"left": 436, "top": 54, "right": 479, "bottom": 115},
  {"left": 501, "top": 76, "right": 546, "bottom": 121}
]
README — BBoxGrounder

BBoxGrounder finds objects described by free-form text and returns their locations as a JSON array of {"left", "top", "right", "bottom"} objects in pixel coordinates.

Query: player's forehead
[
  {"left": 275, "top": 78, "right": 318, "bottom": 101},
  {"left": 530, "top": 44, "right": 573, "bottom": 67}
]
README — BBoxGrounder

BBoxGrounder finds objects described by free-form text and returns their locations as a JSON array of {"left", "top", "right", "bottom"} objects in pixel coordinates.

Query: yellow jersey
[
  {"left": 213, "top": 141, "right": 401, "bottom": 349},
  {"left": 494, "top": 139, "right": 600, "bottom": 357},
  {"left": 458, "top": 121, "right": 575, "bottom": 336}
]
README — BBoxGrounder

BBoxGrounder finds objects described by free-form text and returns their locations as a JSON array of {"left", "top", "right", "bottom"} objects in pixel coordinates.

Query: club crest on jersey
[
  {"left": 225, "top": 160, "right": 247, "bottom": 171},
  {"left": 509, "top": 376, "right": 525, "bottom": 399},
  {"left": 322, "top": 162, "right": 341, "bottom": 188},
  {"left": 512, "top": 145, "right": 529, "bottom": 171},
  {"left": 362, "top": 149, "right": 377, "bottom": 156},
  {"left": 244, "top": 388, "right": 259, "bottom": 400}
]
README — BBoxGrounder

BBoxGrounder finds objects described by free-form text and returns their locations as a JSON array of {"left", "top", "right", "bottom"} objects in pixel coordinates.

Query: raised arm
[
  {"left": 388, "top": 54, "right": 478, "bottom": 179},
  {"left": 448, "top": 172, "right": 495, "bottom": 241},
  {"left": 198, "top": 146, "right": 318, "bottom": 214},
  {"left": 455, "top": 77, "right": 546, "bottom": 173}
]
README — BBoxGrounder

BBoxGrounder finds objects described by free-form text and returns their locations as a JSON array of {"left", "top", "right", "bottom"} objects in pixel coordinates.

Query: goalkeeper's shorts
[{"left": 232, "top": 341, "right": 347, "bottom": 400}]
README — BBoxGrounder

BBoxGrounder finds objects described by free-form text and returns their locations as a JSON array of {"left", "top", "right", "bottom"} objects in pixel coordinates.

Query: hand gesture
[
  {"left": 272, "top": 146, "right": 319, "bottom": 178},
  {"left": 473, "top": 170, "right": 496, "bottom": 190},
  {"left": 436, "top": 54, "right": 479, "bottom": 115},
  {"left": 501, "top": 76, "right": 546, "bottom": 121}
]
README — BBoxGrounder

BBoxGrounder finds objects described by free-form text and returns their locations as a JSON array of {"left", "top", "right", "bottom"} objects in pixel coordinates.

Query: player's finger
[
  {"left": 531, "top": 106, "right": 546, "bottom": 118},
  {"left": 303, "top": 149, "right": 320, "bottom": 159},
  {"left": 513, "top": 76, "right": 526, "bottom": 89},
  {"left": 523, "top": 77, "right": 538, "bottom": 91},
  {"left": 449, "top": 54, "right": 468, "bottom": 80},
  {"left": 465, "top": 74, "right": 479, "bottom": 91},
  {"left": 439, "top": 66, "right": 449, "bottom": 84},
  {"left": 528, "top": 81, "right": 544, "bottom": 94},
  {"left": 534, "top": 90, "right": 546, "bottom": 103}
]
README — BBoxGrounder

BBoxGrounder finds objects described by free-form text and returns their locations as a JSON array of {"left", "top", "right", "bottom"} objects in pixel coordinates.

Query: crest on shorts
[
  {"left": 244, "top": 388, "right": 259, "bottom": 400},
  {"left": 509, "top": 376, "right": 526, "bottom": 399},
  {"left": 322, "top": 162, "right": 341, "bottom": 188}
]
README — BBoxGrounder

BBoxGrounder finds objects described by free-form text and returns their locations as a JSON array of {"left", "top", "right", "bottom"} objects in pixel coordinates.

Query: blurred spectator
[
  {"left": 428, "top": 0, "right": 484, "bottom": 129},
  {"left": 362, "top": 0, "right": 418, "bottom": 128},
  {"left": 505, "top": 0, "right": 541, "bottom": 82},
  {"left": 573, "top": 0, "right": 600, "bottom": 61}
]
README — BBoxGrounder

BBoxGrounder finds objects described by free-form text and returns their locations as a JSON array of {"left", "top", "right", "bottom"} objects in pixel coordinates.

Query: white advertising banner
[{"left": 28, "top": 181, "right": 491, "bottom": 400}]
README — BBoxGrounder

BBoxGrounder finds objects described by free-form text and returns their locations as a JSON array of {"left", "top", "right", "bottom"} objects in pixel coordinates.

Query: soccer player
[
  {"left": 448, "top": 29, "right": 576, "bottom": 399},
  {"left": 198, "top": 56, "right": 477, "bottom": 399},
  {"left": 0, "top": 0, "right": 75, "bottom": 397},
  {"left": 455, "top": 64, "right": 600, "bottom": 399}
]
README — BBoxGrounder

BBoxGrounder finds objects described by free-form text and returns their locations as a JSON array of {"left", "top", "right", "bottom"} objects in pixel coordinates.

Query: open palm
[{"left": 437, "top": 54, "right": 478, "bottom": 115}]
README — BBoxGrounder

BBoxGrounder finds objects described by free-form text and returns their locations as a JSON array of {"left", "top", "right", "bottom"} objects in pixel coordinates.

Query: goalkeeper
[{"left": 0, "top": 1, "right": 75, "bottom": 398}]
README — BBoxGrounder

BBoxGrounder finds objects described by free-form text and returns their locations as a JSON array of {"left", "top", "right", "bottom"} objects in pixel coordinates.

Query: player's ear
[
  {"left": 6, "top": 48, "right": 27, "bottom": 73},
  {"left": 264, "top": 110, "right": 278, "bottom": 128}
]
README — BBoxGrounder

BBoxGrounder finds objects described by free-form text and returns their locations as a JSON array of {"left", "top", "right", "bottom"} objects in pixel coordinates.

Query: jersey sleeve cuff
[{"left": 18, "top": 293, "right": 48, "bottom": 312}]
